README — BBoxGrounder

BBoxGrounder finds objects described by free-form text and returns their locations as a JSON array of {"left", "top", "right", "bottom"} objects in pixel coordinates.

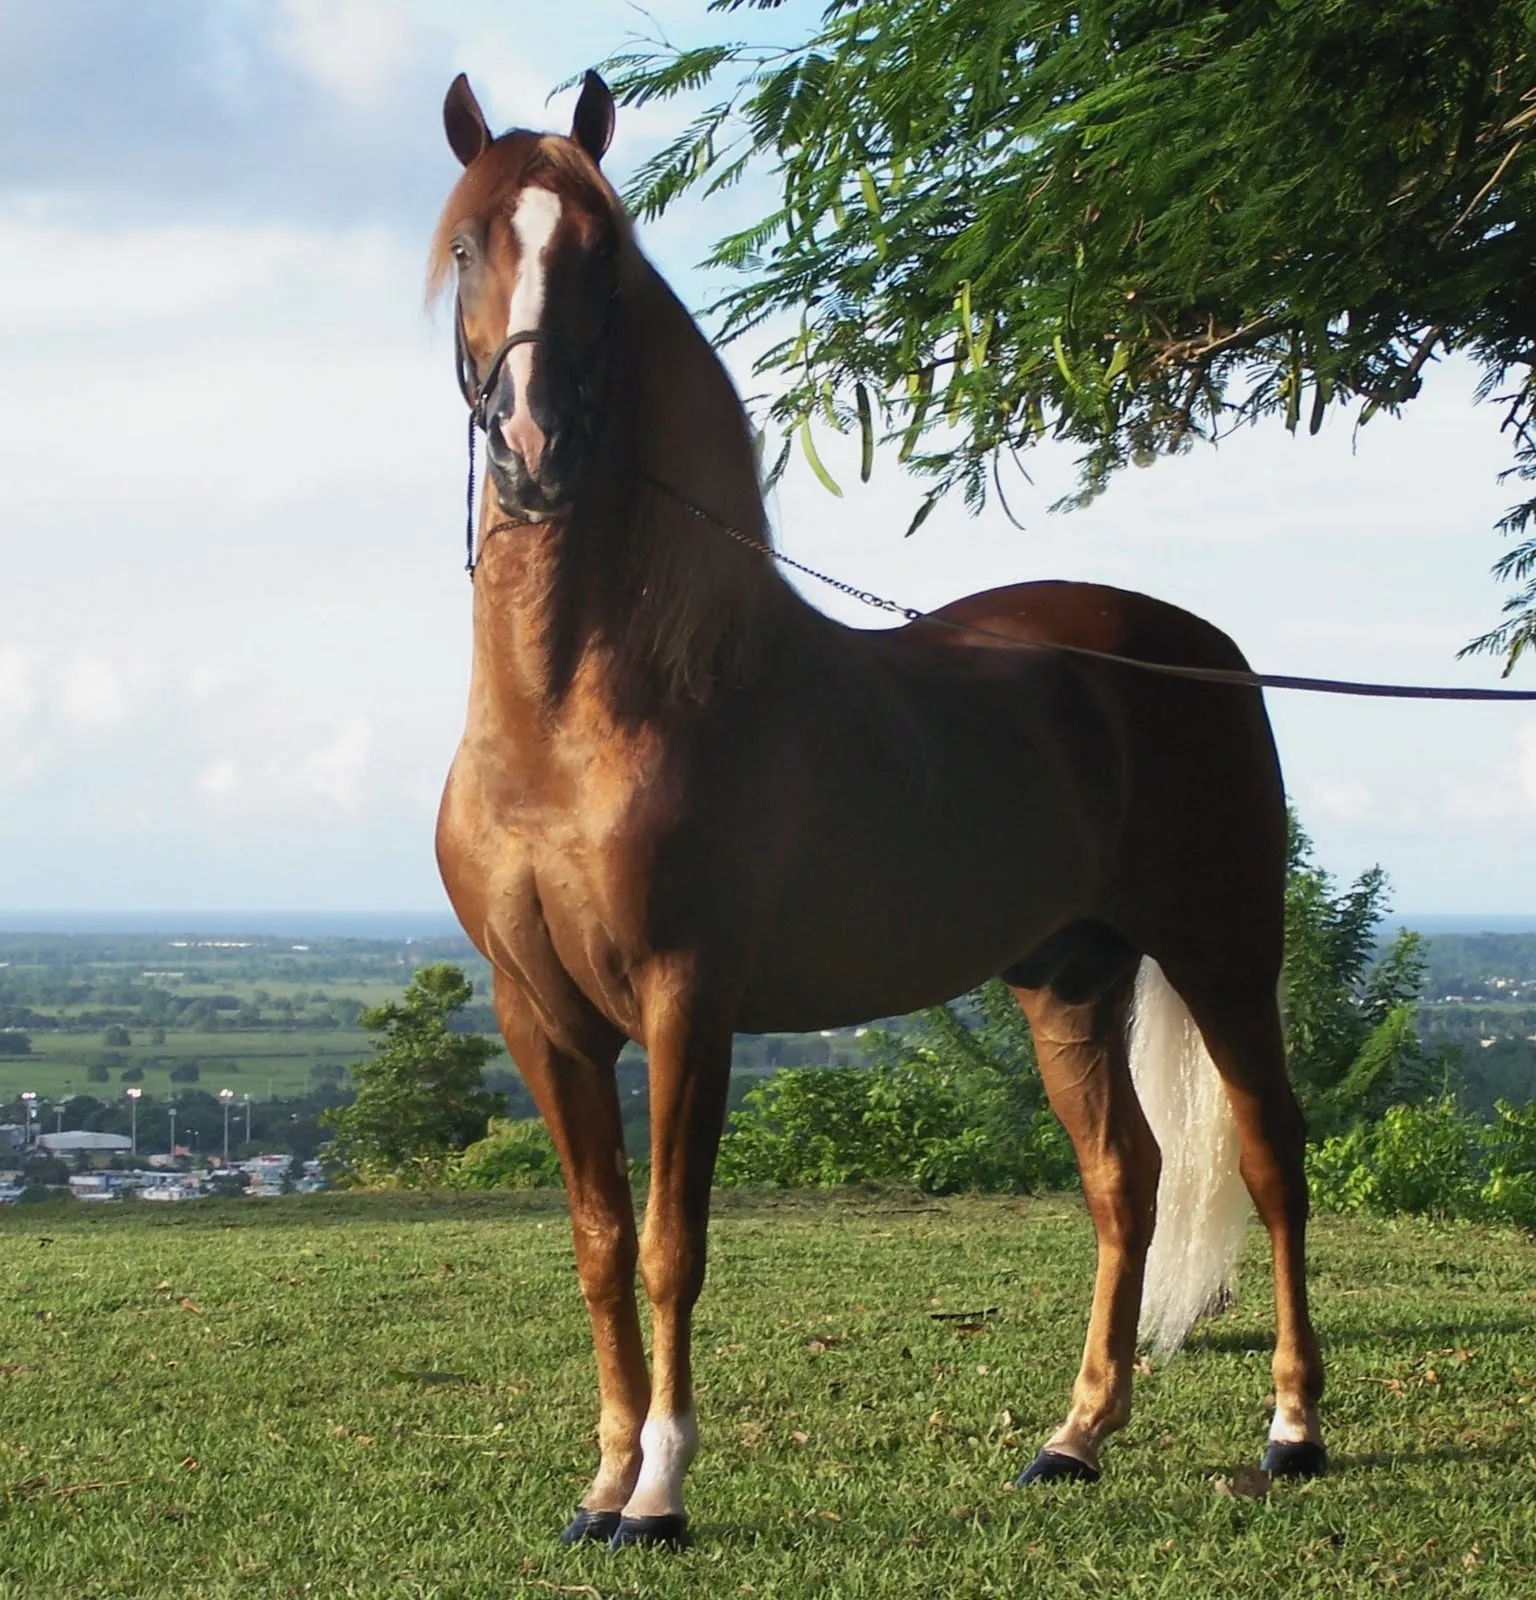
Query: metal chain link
[{"left": 636, "top": 472, "right": 1536, "bottom": 703}]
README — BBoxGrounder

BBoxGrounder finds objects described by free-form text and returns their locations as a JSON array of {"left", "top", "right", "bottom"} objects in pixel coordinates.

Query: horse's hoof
[
  {"left": 608, "top": 1513, "right": 689, "bottom": 1550},
  {"left": 1015, "top": 1449, "right": 1101, "bottom": 1487},
  {"left": 560, "top": 1508, "right": 621, "bottom": 1545},
  {"left": 1261, "top": 1440, "right": 1327, "bottom": 1479}
]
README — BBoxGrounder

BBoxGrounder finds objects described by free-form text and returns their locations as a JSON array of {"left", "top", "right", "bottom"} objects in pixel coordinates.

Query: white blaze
[{"left": 501, "top": 186, "right": 562, "bottom": 470}]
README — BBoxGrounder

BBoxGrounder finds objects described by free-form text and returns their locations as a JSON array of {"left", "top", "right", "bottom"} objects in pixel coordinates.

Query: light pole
[
  {"left": 219, "top": 1088, "right": 234, "bottom": 1166},
  {"left": 126, "top": 1087, "right": 142, "bottom": 1156},
  {"left": 242, "top": 1093, "right": 253, "bottom": 1148},
  {"left": 19, "top": 1091, "right": 36, "bottom": 1150},
  {"left": 54, "top": 1101, "right": 65, "bottom": 1134},
  {"left": 168, "top": 1106, "right": 177, "bottom": 1164}
]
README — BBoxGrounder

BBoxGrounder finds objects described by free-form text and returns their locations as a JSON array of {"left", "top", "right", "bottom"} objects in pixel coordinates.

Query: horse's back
[{"left": 925, "top": 579, "right": 1251, "bottom": 673}]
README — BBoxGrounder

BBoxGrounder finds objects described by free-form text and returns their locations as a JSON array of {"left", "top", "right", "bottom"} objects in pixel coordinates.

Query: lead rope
[
  {"left": 640, "top": 471, "right": 1536, "bottom": 703},
  {"left": 465, "top": 412, "right": 478, "bottom": 574}
]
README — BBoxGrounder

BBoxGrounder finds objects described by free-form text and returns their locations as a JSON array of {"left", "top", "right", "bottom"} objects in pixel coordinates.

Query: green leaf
[
  {"left": 855, "top": 382, "right": 874, "bottom": 482},
  {"left": 1052, "top": 335, "right": 1078, "bottom": 394},
  {"left": 857, "top": 165, "right": 881, "bottom": 221},
  {"left": 905, "top": 492, "right": 939, "bottom": 537},
  {"left": 899, "top": 367, "right": 933, "bottom": 463},
  {"left": 799, "top": 417, "right": 843, "bottom": 497}
]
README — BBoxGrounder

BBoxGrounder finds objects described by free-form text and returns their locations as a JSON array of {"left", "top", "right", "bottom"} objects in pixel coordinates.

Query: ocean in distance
[
  {"left": 0, "top": 910, "right": 465, "bottom": 941},
  {"left": 4, "top": 910, "right": 1536, "bottom": 939}
]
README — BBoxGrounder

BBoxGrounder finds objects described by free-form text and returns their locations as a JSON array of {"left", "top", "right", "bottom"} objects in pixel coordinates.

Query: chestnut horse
[{"left": 432, "top": 71, "right": 1324, "bottom": 1549}]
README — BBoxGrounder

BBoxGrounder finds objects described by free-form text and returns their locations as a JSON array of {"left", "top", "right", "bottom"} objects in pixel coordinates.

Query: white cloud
[
  {"left": 273, "top": 0, "right": 417, "bottom": 107},
  {"left": 294, "top": 718, "right": 372, "bottom": 814},
  {"left": 196, "top": 758, "right": 240, "bottom": 799},
  {"left": 0, "top": 645, "right": 43, "bottom": 787},
  {"left": 0, "top": 645, "right": 34, "bottom": 722},
  {"left": 1308, "top": 777, "right": 1374, "bottom": 823},
  {"left": 60, "top": 654, "right": 125, "bottom": 726}
]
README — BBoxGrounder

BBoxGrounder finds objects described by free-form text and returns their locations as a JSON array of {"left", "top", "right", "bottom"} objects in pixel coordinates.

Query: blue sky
[{"left": 2, "top": 0, "right": 1534, "bottom": 916}]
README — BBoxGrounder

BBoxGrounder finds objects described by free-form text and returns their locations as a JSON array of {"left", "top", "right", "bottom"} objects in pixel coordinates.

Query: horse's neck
[
  {"left": 626, "top": 263, "right": 766, "bottom": 544},
  {"left": 470, "top": 250, "right": 796, "bottom": 722}
]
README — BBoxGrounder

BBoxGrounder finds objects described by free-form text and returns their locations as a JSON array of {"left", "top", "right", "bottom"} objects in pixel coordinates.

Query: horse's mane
[{"left": 431, "top": 132, "right": 796, "bottom": 716}]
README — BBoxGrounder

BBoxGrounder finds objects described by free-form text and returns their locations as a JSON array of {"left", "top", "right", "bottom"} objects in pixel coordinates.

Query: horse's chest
[{"left": 437, "top": 749, "right": 657, "bottom": 1040}]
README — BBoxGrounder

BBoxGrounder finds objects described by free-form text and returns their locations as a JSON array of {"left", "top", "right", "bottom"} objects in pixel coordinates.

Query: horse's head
[{"left": 432, "top": 72, "right": 623, "bottom": 522}]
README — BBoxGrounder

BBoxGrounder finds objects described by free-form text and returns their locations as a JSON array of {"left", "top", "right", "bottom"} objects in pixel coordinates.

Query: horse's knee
[
  {"left": 573, "top": 1213, "right": 639, "bottom": 1306},
  {"left": 638, "top": 1230, "right": 706, "bottom": 1312}
]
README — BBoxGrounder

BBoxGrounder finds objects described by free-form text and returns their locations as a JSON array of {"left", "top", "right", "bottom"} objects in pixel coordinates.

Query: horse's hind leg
[
  {"left": 491, "top": 974, "right": 652, "bottom": 1543},
  {"left": 1161, "top": 963, "right": 1326, "bottom": 1476},
  {"left": 1009, "top": 933, "right": 1155, "bottom": 1483}
]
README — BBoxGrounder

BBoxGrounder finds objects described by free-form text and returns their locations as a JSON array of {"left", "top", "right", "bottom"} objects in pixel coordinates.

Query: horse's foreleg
[
  {"left": 1012, "top": 972, "right": 1156, "bottom": 1484},
  {"left": 490, "top": 975, "right": 650, "bottom": 1542},
  {"left": 614, "top": 981, "right": 734, "bottom": 1548},
  {"left": 1169, "top": 974, "right": 1326, "bottom": 1476}
]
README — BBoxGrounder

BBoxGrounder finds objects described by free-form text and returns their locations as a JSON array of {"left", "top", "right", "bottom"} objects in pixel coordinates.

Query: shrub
[
  {"left": 87, "top": 1062, "right": 110, "bottom": 1083},
  {"left": 169, "top": 1063, "right": 200, "bottom": 1084},
  {"left": 119, "top": 1065, "right": 144, "bottom": 1083},
  {"left": 717, "top": 981, "right": 1076, "bottom": 1195},
  {"left": 449, "top": 1118, "right": 564, "bottom": 1190},
  {"left": 1306, "top": 1096, "right": 1536, "bottom": 1229}
]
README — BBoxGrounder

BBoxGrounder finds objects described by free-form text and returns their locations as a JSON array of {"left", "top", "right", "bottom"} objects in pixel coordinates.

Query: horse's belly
[{"left": 739, "top": 814, "right": 1090, "bottom": 1032}]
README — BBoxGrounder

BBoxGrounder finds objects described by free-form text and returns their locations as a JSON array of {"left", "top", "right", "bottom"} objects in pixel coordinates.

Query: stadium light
[{"left": 126, "top": 1086, "right": 142, "bottom": 1155}]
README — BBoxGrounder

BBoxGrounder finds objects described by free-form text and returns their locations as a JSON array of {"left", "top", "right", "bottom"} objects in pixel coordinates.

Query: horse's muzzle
[{"left": 485, "top": 419, "right": 573, "bottom": 520}]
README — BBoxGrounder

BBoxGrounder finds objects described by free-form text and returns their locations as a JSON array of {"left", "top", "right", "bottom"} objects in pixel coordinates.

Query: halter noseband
[{"left": 454, "top": 311, "right": 548, "bottom": 433}]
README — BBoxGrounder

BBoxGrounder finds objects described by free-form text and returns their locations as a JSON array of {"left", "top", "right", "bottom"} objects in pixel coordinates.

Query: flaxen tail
[{"left": 1127, "top": 959, "right": 1252, "bottom": 1354}]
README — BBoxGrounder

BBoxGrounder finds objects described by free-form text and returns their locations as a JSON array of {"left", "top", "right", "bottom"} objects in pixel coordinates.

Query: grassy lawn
[{"left": 1, "top": 1191, "right": 1532, "bottom": 1599}]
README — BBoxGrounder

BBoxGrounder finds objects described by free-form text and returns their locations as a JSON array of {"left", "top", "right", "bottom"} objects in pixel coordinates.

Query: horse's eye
[{"left": 451, "top": 241, "right": 471, "bottom": 269}]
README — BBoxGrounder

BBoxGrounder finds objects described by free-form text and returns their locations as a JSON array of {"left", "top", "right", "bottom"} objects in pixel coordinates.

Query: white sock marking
[
  {"left": 625, "top": 1411, "right": 697, "bottom": 1518},
  {"left": 1268, "top": 1402, "right": 1322, "bottom": 1445}
]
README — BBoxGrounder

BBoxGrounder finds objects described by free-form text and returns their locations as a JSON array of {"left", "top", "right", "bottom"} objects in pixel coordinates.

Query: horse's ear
[
  {"left": 444, "top": 73, "right": 491, "bottom": 167},
  {"left": 571, "top": 71, "right": 615, "bottom": 165}
]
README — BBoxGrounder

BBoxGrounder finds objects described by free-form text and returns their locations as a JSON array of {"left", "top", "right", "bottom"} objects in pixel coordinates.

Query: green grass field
[
  {"left": 1, "top": 1191, "right": 1533, "bottom": 1598},
  {"left": 1, "top": 1030, "right": 367, "bottom": 1104}
]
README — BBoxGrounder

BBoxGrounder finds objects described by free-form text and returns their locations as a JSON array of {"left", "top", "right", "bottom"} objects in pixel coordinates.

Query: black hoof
[
  {"left": 560, "top": 1508, "right": 621, "bottom": 1545},
  {"left": 1015, "top": 1448, "right": 1101, "bottom": 1487},
  {"left": 609, "top": 1512, "right": 688, "bottom": 1550},
  {"left": 1261, "top": 1439, "right": 1327, "bottom": 1479}
]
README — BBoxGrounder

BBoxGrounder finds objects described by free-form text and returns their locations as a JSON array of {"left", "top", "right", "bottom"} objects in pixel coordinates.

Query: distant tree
[
  {"left": 119, "top": 1065, "right": 144, "bottom": 1083},
  {"left": 1282, "top": 815, "right": 1443, "bottom": 1136},
  {"left": 168, "top": 1062, "right": 201, "bottom": 1084},
  {"left": 323, "top": 965, "right": 504, "bottom": 1187},
  {"left": 102, "top": 1024, "right": 131, "bottom": 1047},
  {"left": 87, "top": 1062, "right": 110, "bottom": 1083},
  {"left": 0, "top": 1030, "right": 31, "bottom": 1056}
]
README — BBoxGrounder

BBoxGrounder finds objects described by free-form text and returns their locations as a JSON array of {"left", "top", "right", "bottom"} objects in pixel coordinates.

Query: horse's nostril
[{"left": 498, "top": 409, "right": 548, "bottom": 476}]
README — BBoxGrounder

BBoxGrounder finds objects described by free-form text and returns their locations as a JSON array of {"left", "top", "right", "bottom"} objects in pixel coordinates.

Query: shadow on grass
[
  {"left": 1188, "top": 1319, "right": 1533, "bottom": 1355},
  {"left": 1185, "top": 1437, "right": 1531, "bottom": 1483}
]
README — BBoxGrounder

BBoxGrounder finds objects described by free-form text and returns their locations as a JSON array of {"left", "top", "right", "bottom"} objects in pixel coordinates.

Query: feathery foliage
[
  {"left": 607, "top": 1, "right": 1536, "bottom": 656},
  {"left": 1282, "top": 814, "right": 1443, "bottom": 1136}
]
